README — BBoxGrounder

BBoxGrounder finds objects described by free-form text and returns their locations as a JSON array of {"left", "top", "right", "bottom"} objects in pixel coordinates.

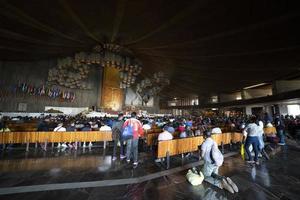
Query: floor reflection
[{"left": 1, "top": 145, "right": 300, "bottom": 200}]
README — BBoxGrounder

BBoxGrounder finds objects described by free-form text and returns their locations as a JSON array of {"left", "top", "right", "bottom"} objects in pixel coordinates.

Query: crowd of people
[{"left": 1, "top": 111, "right": 300, "bottom": 193}]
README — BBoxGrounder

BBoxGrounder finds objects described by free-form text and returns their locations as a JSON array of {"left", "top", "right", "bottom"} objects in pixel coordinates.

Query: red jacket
[{"left": 123, "top": 118, "right": 143, "bottom": 139}]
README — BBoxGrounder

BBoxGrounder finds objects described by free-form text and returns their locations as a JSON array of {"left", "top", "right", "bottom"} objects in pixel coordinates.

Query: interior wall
[
  {"left": 0, "top": 60, "right": 102, "bottom": 112},
  {"left": 219, "top": 92, "right": 242, "bottom": 102},
  {"left": 243, "top": 88, "right": 272, "bottom": 99},
  {"left": 274, "top": 80, "right": 300, "bottom": 94}
]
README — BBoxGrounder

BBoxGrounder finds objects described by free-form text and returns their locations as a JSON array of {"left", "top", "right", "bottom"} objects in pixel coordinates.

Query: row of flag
[{"left": 0, "top": 81, "right": 76, "bottom": 102}]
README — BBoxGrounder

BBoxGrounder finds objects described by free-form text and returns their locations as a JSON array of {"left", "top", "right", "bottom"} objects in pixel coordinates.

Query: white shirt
[
  {"left": 180, "top": 132, "right": 187, "bottom": 138},
  {"left": 266, "top": 123, "right": 273, "bottom": 127},
  {"left": 142, "top": 124, "right": 151, "bottom": 130},
  {"left": 243, "top": 123, "right": 259, "bottom": 137},
  {"left": 158, "top": 131, "right": 173, "bottom": 141},
  {"left": 201, "top": 137, "right": 217, "bottom": 163},
  {"left": 100, "top": 125, "right": 112, "bottom": 131},
  {"left": 257, "top": 121, "right": 264, "bottom": 137},
  {"left": 54, "top": 126, "right": 66, "bottom": 132},
  {"left": 211, "top": 127, "right": 222, "bottom": 134},
  {"left": 91, "top": 124, "right": 99, "bottom": 129}
]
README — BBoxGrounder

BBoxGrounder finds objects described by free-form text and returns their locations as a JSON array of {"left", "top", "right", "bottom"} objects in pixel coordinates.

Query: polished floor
[{"left": 0, "top": 143, "right": 299, "bottom": 200}]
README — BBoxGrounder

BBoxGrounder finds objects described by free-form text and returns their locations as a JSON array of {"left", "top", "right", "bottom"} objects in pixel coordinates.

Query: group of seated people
[{"left": 1, "top": 112, "right": 300, "bottom": 150}]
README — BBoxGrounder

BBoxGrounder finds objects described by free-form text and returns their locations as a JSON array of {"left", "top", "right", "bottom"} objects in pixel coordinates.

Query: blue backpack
[{"left": 122, "top": 120, "right": 134, "bottom": 140}]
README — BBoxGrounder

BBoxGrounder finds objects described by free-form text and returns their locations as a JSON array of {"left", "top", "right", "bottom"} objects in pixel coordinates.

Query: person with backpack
[
  {"left": 112, "top": 113, "right": 125, "bottom": 161},
  {"left": 200, "top": 130, "right": 238, "bottom": 194},
  {"left": 122, "top": 112, "right": 143, "bottom": 167}
]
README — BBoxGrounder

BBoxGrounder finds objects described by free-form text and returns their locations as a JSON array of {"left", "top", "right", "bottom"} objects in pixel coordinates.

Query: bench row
[
  {"left": 0, "top": 131, "right": 112, "bottom": 144},
  {"left": 157, "top": 132, "right": 244, "bottom": 158}
]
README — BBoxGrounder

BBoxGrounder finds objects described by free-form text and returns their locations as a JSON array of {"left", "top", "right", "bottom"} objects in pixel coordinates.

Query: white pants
[{"left": 202, "top": 161, "right": 222, "bottom": 188}]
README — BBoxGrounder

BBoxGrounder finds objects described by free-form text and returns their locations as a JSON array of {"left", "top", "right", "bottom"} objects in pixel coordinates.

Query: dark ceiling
[{"left": 1, "top": 0, "right": 300, "bottom": 98}]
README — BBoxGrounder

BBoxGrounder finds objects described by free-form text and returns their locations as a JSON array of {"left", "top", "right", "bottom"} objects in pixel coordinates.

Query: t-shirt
[
  {"left": 180, "top": 131, "right": 187, "bottom": 138},
  {"left": 100, "top": 125, "right": 112, "bottom": 131},
  {"left": 0, "top": 128, "right": 10, "bottom": 132},
  {"left": 142, "top": 124, "right": 151, "bottom": 130},
  {"left": 243, "top": 123, "right": 259, "bottom": 137},
  {"left": 158, "top": 131, "right": 173, "bottom": 141},
  {"left": 201, "top": 137, "right": 217, "bottom": 163},
  {"left": 123, "top": 118, "right": 143, "bottom": 139},
  {"left": 54, "top": 126, "right": 66, "bottom": 132},
  {"left": 257, "top": 121, "right": 264, "bottom": 137}
]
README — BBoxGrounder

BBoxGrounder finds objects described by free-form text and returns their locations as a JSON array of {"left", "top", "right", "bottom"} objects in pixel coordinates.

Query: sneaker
[
  {"left": 126, "top": 159, "right": 130, "bottom": 164},
  {"left": 246, "top": 160, "right": 255, "bottom": 164},
  {"left": 222, "top": 179, "right": 234, "bottom": 194},
  {"left": 133, "top": 162, "right": 138, "bottom": 168},
  {"left": 112, "top": 156, "right": 117, "bottom": 161},
  {"left": 120, "top": 155, "right": 126, "bottom": 160},
  {"left": 226, "top": 177, "right": 238, "bottom": 193},
  {"left": 278, "top": 143, "right": 285, "bottom": 146},
  {"left": 61, "top": 143, "right": 68, "bottom": 148}
]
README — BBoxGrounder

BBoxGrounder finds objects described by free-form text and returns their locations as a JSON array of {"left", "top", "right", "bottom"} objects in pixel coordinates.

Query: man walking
[
  {"left": 123, "top": 112, "right": 143, "bottom": 167},
  {"left": 112, "top": 113, "right": 125, "bottom": 161}
]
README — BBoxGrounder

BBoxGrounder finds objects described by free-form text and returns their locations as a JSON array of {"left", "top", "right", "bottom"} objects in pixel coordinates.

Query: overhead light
[
  {"left": 236, "top": 97, "right": 242, "bottom": 100},
  {"left": 212, "top": 108, "right": 218, "bottom": 110},
  {"left": 174, "top": 97, "right": 177, "bottom": 100},
  {"left": 243, "top": 83, "right": 268, "bottom": 90}
]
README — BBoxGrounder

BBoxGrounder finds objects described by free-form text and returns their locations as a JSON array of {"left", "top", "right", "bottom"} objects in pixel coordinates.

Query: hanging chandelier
[{"left": 47, "top": 43, "right": 143, "bottom": 89}]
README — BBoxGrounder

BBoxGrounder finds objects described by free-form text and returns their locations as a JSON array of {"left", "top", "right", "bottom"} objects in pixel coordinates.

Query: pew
[
  {"left": 157, "top": 132, "right": 243, "bottom": 169},
  {"left": 0, "top": 131, "right": 112, "bottom": 151}
]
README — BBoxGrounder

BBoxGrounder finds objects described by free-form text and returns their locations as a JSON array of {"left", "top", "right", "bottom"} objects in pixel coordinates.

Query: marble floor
[{"left": 0, "top": 143, "right": 299, "bottom": 200}]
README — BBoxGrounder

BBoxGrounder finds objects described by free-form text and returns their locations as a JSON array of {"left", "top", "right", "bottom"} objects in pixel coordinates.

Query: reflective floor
[{"left": 0, "top": 143, "right": 299, "bottom": 200}]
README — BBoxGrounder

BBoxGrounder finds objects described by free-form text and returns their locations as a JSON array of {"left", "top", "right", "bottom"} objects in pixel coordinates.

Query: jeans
[
  {"left": 202, "top": 161, "right": 222, "bottom": 189},
  {"left": 258, "top": 135, "right": 264, "bottom": 150},
  {"left": 126, "top": 138, "right": 139, "bottom": 163},
  {"left": 113, "top": 138, "right": 124, "bottom": 157},
  {"left": 277, "top": 129, "right": 285, "bottom": 144},
  {"left": 245, "top": 136, "right": 259, "bottom": 162}
]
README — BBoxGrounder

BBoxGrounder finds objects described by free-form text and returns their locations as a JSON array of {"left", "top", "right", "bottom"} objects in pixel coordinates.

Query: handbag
[
  {"left": 240, "top": 143, "right": 245, "bottom": 160},
  {"left": 186, "top": 169, "right": 204, "bottom": 186}
]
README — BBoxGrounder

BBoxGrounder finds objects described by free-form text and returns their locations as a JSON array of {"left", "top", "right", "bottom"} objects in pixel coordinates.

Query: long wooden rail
[
  {"left": 157, "top": 132, "right": 243, "bottom": 168},
  {"left": 0, "top": 131, "right": 112, "bottom": 151}
]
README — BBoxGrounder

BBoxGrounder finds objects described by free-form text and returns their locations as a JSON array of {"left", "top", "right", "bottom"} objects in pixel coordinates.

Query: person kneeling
[{"left": 200, "top": 130, "right": 239, "bottom": 194}]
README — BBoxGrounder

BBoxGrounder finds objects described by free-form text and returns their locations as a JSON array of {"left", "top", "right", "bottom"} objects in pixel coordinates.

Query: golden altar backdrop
[{"left": 101, "top": 67, "right": 124, "bottom": 111}]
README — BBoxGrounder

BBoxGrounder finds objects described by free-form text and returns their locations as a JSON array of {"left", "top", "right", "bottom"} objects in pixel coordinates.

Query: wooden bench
[
  {"left": 0, "top": 131, "right": 112, "bottom": 151},
  {"left": 157, "top": 132, "right": 243, "bottom": 169}
]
